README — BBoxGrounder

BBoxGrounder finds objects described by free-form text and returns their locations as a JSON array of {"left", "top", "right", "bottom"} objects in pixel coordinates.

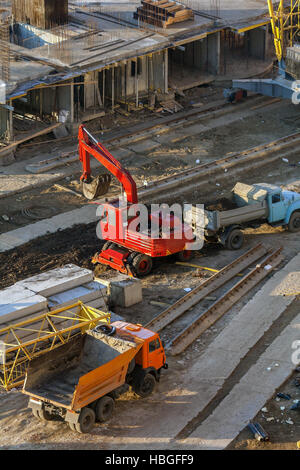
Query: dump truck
[
  {"left": 199, "top": 182, "right": 300, "bottom": 249},
  {"left": 23, "top": 321, "right": 168, "bottom": 433}
]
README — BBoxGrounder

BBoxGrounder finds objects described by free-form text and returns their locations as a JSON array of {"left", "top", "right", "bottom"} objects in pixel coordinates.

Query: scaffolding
[
  {"left": 0, "top": 15, "right": 10, "bottom": 84},
  {"left": 0, "top": 301, "right": 111, "bottom": 391}
]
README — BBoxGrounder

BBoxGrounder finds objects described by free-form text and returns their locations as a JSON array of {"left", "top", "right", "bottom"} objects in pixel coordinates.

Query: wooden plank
[{"left": 0, "top": 123, "right": 62, "bottom": 158}]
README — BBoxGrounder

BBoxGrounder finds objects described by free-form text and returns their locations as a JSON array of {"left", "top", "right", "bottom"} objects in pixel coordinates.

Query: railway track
[
  {"left": 137, "top": 129, "right": 300, "bottom": 202},
  {"left": 104, "top": 94, "right": 277, "bottom": 148},
  {"left": 145, "top": 244, "right": 284, "bottom": 355}
]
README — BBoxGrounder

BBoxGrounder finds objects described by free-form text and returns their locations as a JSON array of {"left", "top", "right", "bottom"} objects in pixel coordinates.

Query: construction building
[{"left": 0, "top": 0, "right": 275, "bottom": 144}]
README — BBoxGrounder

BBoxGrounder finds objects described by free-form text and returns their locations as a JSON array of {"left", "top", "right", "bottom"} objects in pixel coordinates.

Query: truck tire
[
  {"left": 94, "top": 324, "right": 116, "bottom": 336},
  {"left": 32, "top": 408, "right": 53, "bottom": 421},
  {"left": 95, "top": 396, "right": 115, "bottom": 423},
  {"left": 75, "top": 407, "right": 95, "bottom": 434},
  {"left": 288, "top": 211, "right": 300, "bottom": 233},
  {"left": 134, "top": 373, "right": 156, "bottom": 398},
  {"left": 132, "top": 254, "right": 153, "bottom": 277},
  {"left": 225, "top": 229, "right": 244, "bottom": 250},
  {"left": 176, "top": 250, "right": 192, "bottom": 262}
]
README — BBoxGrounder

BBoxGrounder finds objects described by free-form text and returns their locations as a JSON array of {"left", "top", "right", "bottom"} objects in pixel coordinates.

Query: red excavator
[{"left": 78, "top": 125, "right": 194, "bottom": 277}]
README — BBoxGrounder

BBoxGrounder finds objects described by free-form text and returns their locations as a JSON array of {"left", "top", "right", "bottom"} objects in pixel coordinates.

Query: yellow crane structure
[
  {"left": 0, "top": 301, "right": 111, "bottom": 391},
  {"left": 232, "top": 0, "right": 300, "bottom": 100},
  {"left": 268, "top": 0, "right": 300, "bottom": 66}
]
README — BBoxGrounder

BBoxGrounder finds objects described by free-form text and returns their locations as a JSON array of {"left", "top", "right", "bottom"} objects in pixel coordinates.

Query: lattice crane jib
[
  {"left": 0, "top": 301, "right": 111, "bottom": 391},
  {"left": 268, "top": 0, "right": 300, "bottom": 63}
]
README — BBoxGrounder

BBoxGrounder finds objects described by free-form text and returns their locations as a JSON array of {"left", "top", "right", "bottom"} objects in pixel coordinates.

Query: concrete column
[
  {"left": 248, "top": 27, "right": 266, "bottom": 60},
  {"left": 84, "top": 71, "right": 97, "bottom": 109},
  {"left": 207, "top": 31, "right": 221, "bottom": 75},
  {"left": 70, "top": 80, "right": 74, "bottom": 123},
  {"left": 164, "top": 49, "right": 168, "bottom": 93},
  {"left": 112, "top": 67, "right": 115, "bottom": 112},
  {"left": 135, "top": 59, "right": 138, "bottom": 107},
  {"left": 0, "top": 105, "right": 8, "bottom": 141},
  {"left": 103, "top": 69, "right": 105, "bottom": 107},
  {"left": 8, "top": 100, "right": 13, "bottom": 141}
]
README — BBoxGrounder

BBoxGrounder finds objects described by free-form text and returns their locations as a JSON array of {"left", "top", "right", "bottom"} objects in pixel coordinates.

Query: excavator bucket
[{"left": 81, "top": 174, "right": 112, "bottom": 200}]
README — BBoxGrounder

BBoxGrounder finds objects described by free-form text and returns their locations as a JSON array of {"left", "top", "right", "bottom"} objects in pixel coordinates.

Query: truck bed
[
  {"left": 23, "top": 329, "right": 141, "bottom": 410},
  {"left": 205, "top": 201, "right": 268, "bottom": 231}
]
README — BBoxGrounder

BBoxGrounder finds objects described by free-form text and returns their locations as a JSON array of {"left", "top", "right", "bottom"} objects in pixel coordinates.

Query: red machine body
[{"left": 78, "top": 125, "right": 194, "bottom": 277}]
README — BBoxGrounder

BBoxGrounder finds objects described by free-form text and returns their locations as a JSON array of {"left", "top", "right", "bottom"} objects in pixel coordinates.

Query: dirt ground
[{"left": 0, "top": 84, "right": 300, "bottom": 450}]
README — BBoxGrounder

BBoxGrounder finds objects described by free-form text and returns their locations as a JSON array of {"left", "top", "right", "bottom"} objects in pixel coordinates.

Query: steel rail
[
  {"left": 138, "top": 130, "right": 300, "bottom": 200},
  {"left": 145, "top": 243, "right": 268, "bottom": 332},
  {"left": 168, "top": 247, "right": 284, "bottom": 355}
]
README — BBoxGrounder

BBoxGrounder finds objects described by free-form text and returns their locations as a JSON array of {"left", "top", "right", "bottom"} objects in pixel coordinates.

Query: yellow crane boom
[
  {"left": 268, "top": 0, "right": 300, "bottom": 63},
  {"left": 0, "top": 301, "right": 111, "bottom": 391}
]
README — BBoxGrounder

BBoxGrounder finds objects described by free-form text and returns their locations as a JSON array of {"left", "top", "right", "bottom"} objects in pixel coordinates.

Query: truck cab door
[
  {"left": 148, "top": 338, "right": 165, "bottom": 370},
  {"left": 269, "top": 193, "right": 286, "bottom": 223}
]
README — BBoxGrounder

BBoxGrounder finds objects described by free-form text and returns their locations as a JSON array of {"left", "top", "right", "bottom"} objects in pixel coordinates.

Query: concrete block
[
  {"left": 0, "top": 294, "right": 48, "bottom": 324},
  {"left": 85, "top": 298, "right": 109, "bottom": 311},
  {"left": 16, "top": 264, "right": 93, "bottom": 297},
  {"left": 0, "top": 285, "right": 35, "bottom": 305},
  {"left": 127, "top": 139, "right": 161, "bottom": 154},
  {"left": 48, "top": 280, "right": 108, "bottom": 310},
  {"left": 109, "top": 274, "right": 143, "bottom": 307}
]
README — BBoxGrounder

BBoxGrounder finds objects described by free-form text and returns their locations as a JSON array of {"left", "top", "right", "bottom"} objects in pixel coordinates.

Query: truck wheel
[
  {"left": 176, "top": 250, "right": 192, "bottom": 262},
  {"left": 134, "top": 373, "right": 156, "bottom": 398},
  {"left": 288, "top": 211, "right": 300, "bottom": 233},
  {"left": 95, "top": 396, "right": 115, "bottom": 423},
  {"left": 32, "top": 408, "right": 53, "bottom": 421},
  {"left": 132, "top": 254, "right": 153, "bottom": 277},
  {"left": 225, "top": 229, "right": 244, "bottom": 250},
  {"left": 102, "top": 241, "right": 112, "bottom": 251},
  {"left": 75, "top": 407, "right": 95, "bottom": 434}
]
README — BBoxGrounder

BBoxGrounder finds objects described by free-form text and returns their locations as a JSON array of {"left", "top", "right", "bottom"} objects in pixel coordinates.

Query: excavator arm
[{"left": 78, "top": 125, "right": 138, "bottom": 204}]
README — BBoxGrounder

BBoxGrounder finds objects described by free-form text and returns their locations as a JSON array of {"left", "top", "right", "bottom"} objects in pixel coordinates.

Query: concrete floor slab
[
  {"left": 127, "top": 139, "right": 162, "bottom": 154},
  {"left": 16, "top": 264, "right": 93, "bottom": 297},
  {"left": 0, "top": 285, "right": 35, "bottom": 306},
  {"left": 180, "top": 309, "right": 300, "bottom": 450},
  {"left": 186, "top": 347, "right": 242, "bottom": 386},
  {"left": 0, "top": 294, "right": 48, "bottom": 324},
  {"left": 0, "top": 205, "right": 98, "bottom": 252},
  {"left": 48, "top": 280, "right": 107, "bottom": 309},
  {"left": 112, "top": 147, "right": 134, "bottom": 160}
]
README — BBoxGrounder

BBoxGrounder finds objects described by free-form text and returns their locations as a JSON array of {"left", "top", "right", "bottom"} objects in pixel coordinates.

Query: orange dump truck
[{"left": 23, "top": 321, "right": 168, "bottom": 433}]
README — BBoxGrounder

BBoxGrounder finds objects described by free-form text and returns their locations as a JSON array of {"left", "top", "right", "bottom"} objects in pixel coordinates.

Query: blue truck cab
[{"left": 258, "top": 184, "right": 300, "bottom": 230}]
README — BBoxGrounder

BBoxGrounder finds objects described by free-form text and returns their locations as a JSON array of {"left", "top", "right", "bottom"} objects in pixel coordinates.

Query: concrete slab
[
  {"left": 48, "top": 280, "right": 108, "bottom": 309},
  {"left": 0, "top": 285, "right": 35, "bottom": 305},
  {"left": 177, "top": 310, "right": 300, "bottom": 451},
  {"left": 0, "top": 205, "right": 98, "bottom": 252},
  {"left": 112, "top": 147, "right": 134, "bottom": 160},
  {"left": 0, "top": 294, "right": 48, "bottom": 324},
  {"left": 85, "top": 298, "right": 109, "bottom": 311},
  {"left": 127, "top": 139, "right": 162, "bottom": 154},
  {"left": 187, "top": 347, "right": 242, "bottom": 387},
  {"left": 16, "top": 264, "right": 93, "bottom": 297}
]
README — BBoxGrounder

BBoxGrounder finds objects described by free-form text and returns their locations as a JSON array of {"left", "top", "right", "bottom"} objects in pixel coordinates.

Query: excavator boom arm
[{"left": 78, "top": 125, "right": 138, "bottom": 204}]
